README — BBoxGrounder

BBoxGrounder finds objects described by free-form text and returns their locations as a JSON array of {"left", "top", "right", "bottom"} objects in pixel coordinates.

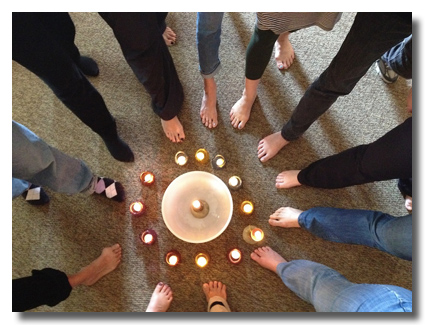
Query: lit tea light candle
[
  {"left": 140, "top": 229, "right": 157, "bottom": 245},
  {"left": 192, "top": 199, "right": 203, "bottom": 212},
  {"left": 228, "top": 176, "right": 242, "bottom": 190},
  {"left": 228, "top": 248, "right": 242, "bottom": 264},
  {"left": 175, "top": 151, "right": 188, "bottom": 166},
  {"left": 195, "top": 148, "right": 209, "bottom": 164},
  {"left": 165, "top": 250, "right": 181, "bottom": 266},
  {"left": 241, "top": 200, "right": 254, "bottom": 215},
  {"left": 140, "top": 171, "right": 155, "bottom": 186},
  {"left": 195, "top": 252, "right": 210, "bottom": 268},
  {"left": 212, "top": 154, "right": 226, "bottom": 169},
  {"left": 250, "top": 228, "right": 264, "bottom": 242},
  {"left": 129, "top": 201, "right": 146, "bottom": 216}
]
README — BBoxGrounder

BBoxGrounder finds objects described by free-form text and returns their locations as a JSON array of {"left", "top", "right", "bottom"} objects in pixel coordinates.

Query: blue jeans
[
  {"left": 281, "top": 13, "right": 412, "bottom": 141},
  {"left": 299, "top": 207, "right": 412, "bottom": 261},
  {"left": 382, "top": 35, "right": 412, "bottom": 79},
  {"left": 12, "top": 121, "right": 95, "bottom": 198},
  {"left": 277, "top": 260, "right": 412, "bottom": 312},
  {"left": 196, "top": 13, "right": 224, "bottom": 78}
]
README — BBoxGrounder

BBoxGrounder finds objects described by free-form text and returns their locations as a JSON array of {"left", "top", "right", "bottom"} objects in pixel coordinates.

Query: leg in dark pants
[
  {"left": 297, "top": 117, "right": 412, "bottom": 188},
  {"left": 281, "top": 13, "right": 412, "bottom": 141},
  {"left": 12, "top": 268, "right": 72, "bottom": 312},
  {"left": 99, "top": 12, "right": 185, "bottom": 143},
  {"left": 99, "top": 13, "right": 183, "bottom": 121},
  {"left": 12, "top": 12, "right": 134, "bottom": 162}
]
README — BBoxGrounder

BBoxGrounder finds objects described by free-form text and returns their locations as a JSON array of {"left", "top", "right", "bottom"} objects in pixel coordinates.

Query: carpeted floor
[{"left": 12, "top": 12, "right": 412, "bottom": 313}]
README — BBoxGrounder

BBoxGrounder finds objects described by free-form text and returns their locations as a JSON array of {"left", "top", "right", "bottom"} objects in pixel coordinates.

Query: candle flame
[
  {"left": 252, "top": 229, "right": 264, "bottom": 241},
  {"left": 168, "top": 255, "right": 178, "bottom": 265},
  {"left": 196, "top": 152, "right": 205, "bottom": 161},
  {"left": 144, "top": 173, "right": 153, "bottom": 183},
  {"left": 243, "top": 203, "right": 253, "bottom": 214},
  {"left": 177, "top": 155, "right": 187, "bottom": 165},
  {"left": 143, "top": 233, "right": 153, "bottom": 243},
  {"left": 197, "top": 256, "right": 208, "bottom": 267},
  {"left": 216, "top": 158, "right": 224, "bottom": 166},
  {"left": 229, "top": 176, "right": 239, "bottom": 187},
  {"left": 133, "top": 202, "right": 143, "bottom": 212},
  {"left": 192, "top": 200, "right": 201, "bottom": 209},
  {"left": 230, "top": 249, "right": 241, "bottom": 260}
]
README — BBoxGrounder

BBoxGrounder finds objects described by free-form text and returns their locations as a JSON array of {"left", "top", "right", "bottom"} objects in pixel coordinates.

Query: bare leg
[
  {"left": 161, "top": 116, "right": 185, "bottom": 143},
  {"left": 162, "top": 27, "right": 176, "bottom": 46},
  {"left": 275, "top": 170, "right": 302, "bottom": 188},
  {"left": 146, "top": 282, "right": 173, "bottom": 312},
  {"left": 274, "top": 32, "right": 295, "bottom": 70},
  {"left": 67, "top": 244, "right": 122, "bottom": 287},
  {"left": 230, "top": 78, "right": 260, "bottom": 129},
  {"left": 250, "top": 246, "right": 287, "bottom": 273},
  {"left": 258, "top": 132, "right": 289, "bottom": 162},
  {"left": 269, "top": 207, "right": 303, "bottom": 228},
  {"left": 200, "top": 78, "right": 218, "bottom": 128}
]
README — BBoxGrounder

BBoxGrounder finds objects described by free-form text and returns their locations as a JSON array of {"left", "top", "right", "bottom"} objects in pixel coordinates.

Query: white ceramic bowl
[{"left": 162, "top": 171, "right": 233, "bottom": 243}]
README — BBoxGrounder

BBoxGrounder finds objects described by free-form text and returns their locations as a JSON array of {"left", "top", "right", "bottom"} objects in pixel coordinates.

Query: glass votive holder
[
  {"left": 240, "top": 200, "right": 254, "bottom": 215},
  {"left": 195, "top": 148, "right": 209, "bottom": 164},
  {"left": 175, "top": 151, "right": 188, "bottom": 166},
  {"left": 165, "top": 250, "right": 181, "bottom": 266},
  {"left": 228, "top": 176, "right": 242, "bottom": 190},
  {"left": 212, "top": 154, "right": 226, "bottom": 169}
]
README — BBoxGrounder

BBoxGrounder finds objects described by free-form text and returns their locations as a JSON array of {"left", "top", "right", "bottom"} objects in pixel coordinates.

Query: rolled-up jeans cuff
[{"left": 201, "top": 63, "right": 221, "bottom": 79}]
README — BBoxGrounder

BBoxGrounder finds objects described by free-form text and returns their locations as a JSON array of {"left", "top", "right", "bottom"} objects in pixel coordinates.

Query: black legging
[
  {"left": 298, "top": 117, "right": 412, "bottom": 189},
  {"left": 12, "top": 268, "right": 72, "bottom": 312}
]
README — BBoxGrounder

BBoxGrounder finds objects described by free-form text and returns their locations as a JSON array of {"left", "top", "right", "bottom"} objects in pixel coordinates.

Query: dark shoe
[
  {"left": 22, "top": 184, "right": 50, "bottom": 205},
  {"left": 375, "top": 58, "right": 398, "bottom": 83},
  {"left": 78, "top": 56, "right": 99, "bottom": 77}
]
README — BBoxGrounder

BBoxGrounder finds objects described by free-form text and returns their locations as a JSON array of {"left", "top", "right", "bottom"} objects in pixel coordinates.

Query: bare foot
[
  {"left": 162, "top": 27, "right": 176, "bottom": 46},
  {"left": 161, "top": 116, "right": 185, "bottom": 143},
  {"left": 274, "top": 32, "right": 294, "bottom": 70},
  {"left": 200, "top": 78, "right": 218, "bottom": 128},
  {"left": 202, "top": 281, "right": 227, "bottom": 302},
  {"left": 146, "top": 282, "right": 173, "bottom": 312},
  {"left": 275, "top": 170, "right": 301, "bottom": 189},
  {"left": 269, "top": 207, "right": 303, "bottom": 228},
  {"left": 230, "top": 79, "right": 259, "bottom": 129},
  {"left": 405, "top": 195, "right": 412, "bottom": 213},
  {"left": 230, "top": 95, "right": 255, "bottom": 129},
  {"left": 250, "top": 246, "right": 287, "bottom": 273},
  {"left": 68, "top": 244, "right": 122, "bottom": 287},
  {"left": 258, "top": 132, "right": 289, "bottom": 162}
]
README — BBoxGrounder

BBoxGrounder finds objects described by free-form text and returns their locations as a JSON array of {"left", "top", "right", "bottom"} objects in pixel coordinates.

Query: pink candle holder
[
  {"left": 228, "top": 248, "right": 242, "bottom": 264},
  {"left": 165, "top": 250, "right": 181, "bottom": 266},
  {"left": 140, "top": 229, "right": 157, "bottom": 245},
  {"left": 129, "top": 201, "right": 146, "bottom": 216}
]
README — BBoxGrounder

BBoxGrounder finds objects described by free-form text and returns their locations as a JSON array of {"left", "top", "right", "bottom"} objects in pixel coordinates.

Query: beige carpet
[{"left": 12, "top": 12, "right": 412, "bottom": 313}]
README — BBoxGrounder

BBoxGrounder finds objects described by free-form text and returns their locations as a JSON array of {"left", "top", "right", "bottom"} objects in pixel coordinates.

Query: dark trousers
[
  {"left": 99, "top": 13, "right": 183, "bottom": 121},
  {"left": 12, "top": 268, "right": 72, "bottom": 312},
  {"left": 281, "top": 12, "right": 412, "bottom": 141},
  {"left": 298, "top": 117, "right": 412, "bottom": 189},
  {"left": 12, "top": 12, "right": 118, "bottom": 138}
]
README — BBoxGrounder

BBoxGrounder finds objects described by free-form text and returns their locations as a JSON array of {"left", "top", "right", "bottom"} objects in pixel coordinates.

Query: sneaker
[{"left": 375, "top": 58, "right": 398, "bottom": 84}]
